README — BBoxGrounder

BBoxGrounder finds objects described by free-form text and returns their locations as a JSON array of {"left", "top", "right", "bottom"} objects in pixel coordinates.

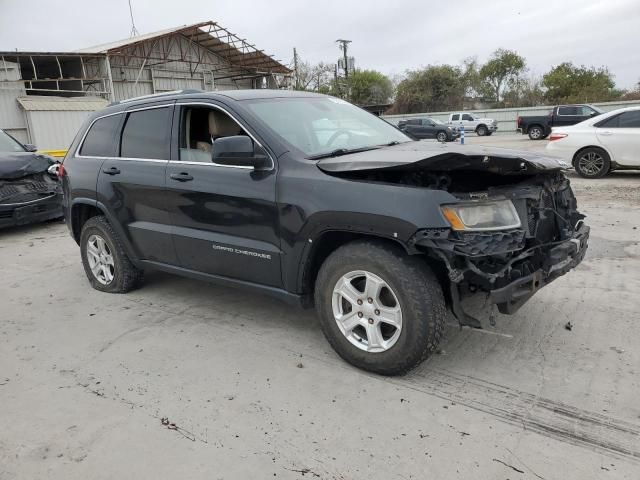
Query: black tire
[
  {"left": 80, "top": 215, "right": 143, "bottom": 293},
  {"left": 528, "top": 125, "right": 544, "bottom": 140},
  {"left": 476, "top": 125, "right": 488, "bottom": 136},
  {"left": 573, "top": 147, "right": 611, "bottom": 179},
  {"left": 486, "top": 132, "right": 493, "bottom": 136},
  {"left": 436, "top": 131, "right": 448, "bottom": 142},
  {"left": 314, "top": 240, "right": 446, "bottom": 376}
]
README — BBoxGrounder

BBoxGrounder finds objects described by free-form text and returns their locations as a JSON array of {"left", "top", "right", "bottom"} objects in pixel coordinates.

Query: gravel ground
[{"left": 1, "top": 134, "right": 639, "bottom": 479}]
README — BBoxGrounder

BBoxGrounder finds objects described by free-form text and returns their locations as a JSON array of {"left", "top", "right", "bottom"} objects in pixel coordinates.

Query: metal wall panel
[{"left": 26, "top": 110, "right": 94, "bottom": 150}]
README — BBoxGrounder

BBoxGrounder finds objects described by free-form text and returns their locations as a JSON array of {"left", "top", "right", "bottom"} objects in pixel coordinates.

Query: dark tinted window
[
  {"left": 120, "top": 107, "right": 171, "bottom": 159},
  {"left": 596, "top": 111, "right": 640, "bottom": 128},
  {"left": 558, "top": 106, "right": 578, "bottom": 115},
  {"left": 79, "top": 114, "right": 121, "bottom": 157},
  {"left": 462, "top": 114, "right": 474, "bottom": 121},
  {"left": 618, "top": 111, "right": 640, "bottom": 128}
]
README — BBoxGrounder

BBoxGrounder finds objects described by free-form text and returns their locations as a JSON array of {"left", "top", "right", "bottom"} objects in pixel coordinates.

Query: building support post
[{"left": 104, "top": 55, "right": 115, "bottom": 102}]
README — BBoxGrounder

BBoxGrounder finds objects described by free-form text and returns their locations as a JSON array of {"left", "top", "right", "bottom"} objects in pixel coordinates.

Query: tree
[
  {"left": 479, "top": 49, "right": 526, "bottom": 103},
  {"left": 392, "top": 65, "right": 465, "bottom": 114},
  {"left": 292, "top": 50, "right": 335, "bottom": 92},
  {"left": 502, "top": 75, "right": 545, "bottom": 107},
  {"left": 347, "top": 69, "right": 393, "bottom": 105},
  {"left": 542, "top": 63, "right": 621, "bottom": 103}
]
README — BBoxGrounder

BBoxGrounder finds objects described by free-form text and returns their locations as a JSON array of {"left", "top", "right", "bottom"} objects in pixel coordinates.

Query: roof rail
[{"left": 114, "top": 89, "right": 203, "bottom": 105}]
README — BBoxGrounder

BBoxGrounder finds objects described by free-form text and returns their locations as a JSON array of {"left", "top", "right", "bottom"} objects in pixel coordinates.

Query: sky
[{"left": 0, "top": 0, "right": 638, "bottom": 89}]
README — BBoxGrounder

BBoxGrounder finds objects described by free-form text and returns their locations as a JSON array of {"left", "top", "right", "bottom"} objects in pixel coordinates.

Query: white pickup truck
[{"left": 447, "top": 112, "right": 498, "bottom": 136}]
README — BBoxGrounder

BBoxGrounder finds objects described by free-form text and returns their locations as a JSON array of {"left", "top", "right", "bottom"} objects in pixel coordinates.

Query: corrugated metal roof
[
  {"left": 75, "top": 25, "right": 188, "bottom": 54},
  {"left": 75, "top": 21, "right": 291, "bottom": 74},
  {"left": 16, "top": 96, "right": 109, "bottom": 111}
]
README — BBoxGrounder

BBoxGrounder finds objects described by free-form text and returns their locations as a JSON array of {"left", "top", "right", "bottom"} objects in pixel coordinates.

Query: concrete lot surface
[{"left": 1, "top": 135, "right": 639, "bottom": 479}]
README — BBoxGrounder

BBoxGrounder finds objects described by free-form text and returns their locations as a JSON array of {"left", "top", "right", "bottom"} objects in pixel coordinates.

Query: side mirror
[
  {"left": 212, "top": 135, "right": 270, "bottom": 170},
  {"left": 24, "top": 144, "right": 37, "bottom": 152}
]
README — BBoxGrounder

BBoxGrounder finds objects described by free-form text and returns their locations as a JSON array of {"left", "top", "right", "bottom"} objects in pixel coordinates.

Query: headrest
[{"left": 209, "top": 110, "right": 242, "bottom": 137}]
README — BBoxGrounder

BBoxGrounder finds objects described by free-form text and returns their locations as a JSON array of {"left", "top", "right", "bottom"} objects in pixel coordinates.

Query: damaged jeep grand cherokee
[{"left": 61, "top": 90, "right": 589, "bottom": 375}]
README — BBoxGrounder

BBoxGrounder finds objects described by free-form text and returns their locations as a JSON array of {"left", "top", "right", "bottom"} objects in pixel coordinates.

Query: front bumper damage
[
  {"left": 0, "top": 173, "right": 63, "bottom": 229},
  {"left": 412, "top": 173, "right": 589, "bottom": 327}
]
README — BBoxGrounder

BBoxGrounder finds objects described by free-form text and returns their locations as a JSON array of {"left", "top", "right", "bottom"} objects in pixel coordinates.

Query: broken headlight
[{"left": 441, "top": 199, "right": 521, "bottom": 231}]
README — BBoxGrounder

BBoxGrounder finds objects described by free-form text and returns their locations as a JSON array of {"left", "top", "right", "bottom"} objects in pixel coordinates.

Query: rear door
[
  {"left": 165, "top": 101, "right": 282, "bottom": 287},
  {"left": 596, "top": 110, "right": 640, "bottom": 166},
  {"left": 96, "top": 102, "right": 178, "bottom": 264}
]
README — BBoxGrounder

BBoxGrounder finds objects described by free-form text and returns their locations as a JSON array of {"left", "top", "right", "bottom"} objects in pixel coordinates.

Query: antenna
[{"left": 128, "top": 0, "right": 139, "bottom": 37}]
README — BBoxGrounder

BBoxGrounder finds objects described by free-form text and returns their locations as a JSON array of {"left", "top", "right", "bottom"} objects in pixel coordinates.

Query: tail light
[
  {"left": 549, "top": 133, "right": 568, "bottom": 141},
  {"left": 57, "top": 163, "right": 66, "bottom": 178},
  {"left": 516, "top": 116, "right": 522, "bottom": 127}
]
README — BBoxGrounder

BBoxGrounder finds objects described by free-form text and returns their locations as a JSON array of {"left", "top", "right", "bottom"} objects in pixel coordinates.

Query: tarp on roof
[{"left": 16, "top": 96, "right": 109, "bottom": 112}]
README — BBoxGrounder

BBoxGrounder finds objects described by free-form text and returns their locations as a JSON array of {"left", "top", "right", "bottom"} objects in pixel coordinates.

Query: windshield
[
  {"left": 243, "top": 97, "right": 411, "bottom": 157},
  {"left": 429, "top": 118, "right": 446, "bottom": 125},
  {"left": 0, "top": 130, "right": 26, "bottom": 153}
]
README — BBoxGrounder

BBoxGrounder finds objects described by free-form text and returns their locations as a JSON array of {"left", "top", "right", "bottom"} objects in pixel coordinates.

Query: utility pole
[
  {"left": 128, "top": 0, "right": 139, "bottom": 37},
  {"left": 293, "top": 47, "right": 299, "bottom": 90},
  {"left": 336, "top": 39, "right": 351, "bottom": 79}
]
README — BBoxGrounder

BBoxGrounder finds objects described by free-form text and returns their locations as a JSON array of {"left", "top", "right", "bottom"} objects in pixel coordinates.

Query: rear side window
[
  {"left": 598, "top": 110, "right": 640, "bottom": 128},
  {"left": 120, "top": 107, "right": 171, "bottom": 159},
  {"left": 451, "top": 114, "right": 460, "bottom": 121},
  {"left": 79, "top": 115, "right": 121, "bottom": 157},
  {"left": 618, "top": 111, "right": 640, "bottom": 128},
  {"left": 557, "top": 106, "right": 578, "bottom": 116}
]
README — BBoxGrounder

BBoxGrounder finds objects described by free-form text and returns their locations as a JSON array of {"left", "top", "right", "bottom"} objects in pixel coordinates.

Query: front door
[
  {"left": 96, "top": 103, "right": 178, "bottom": 265},
  {"left": 165, "top": 102, "right": 282, "bottom": 287}
]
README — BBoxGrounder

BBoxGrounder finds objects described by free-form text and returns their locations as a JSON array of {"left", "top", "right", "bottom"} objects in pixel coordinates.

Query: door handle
[
  {"left": 170, "top": 172, "right": 194, "bottom": 182},
  {"left": 599, "top": 131, "right": 613, "bottom": 136},
  {"left": 102, "top": 167, "right": 120, "bottom": 175}
]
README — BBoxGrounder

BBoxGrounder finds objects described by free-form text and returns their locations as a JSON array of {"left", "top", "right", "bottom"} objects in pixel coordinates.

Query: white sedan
[{"left": 546, "top": 106, "right": 640, "bottom": 178}]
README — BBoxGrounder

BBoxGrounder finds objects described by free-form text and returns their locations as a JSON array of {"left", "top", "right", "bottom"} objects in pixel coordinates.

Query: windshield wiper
[{"left": 307, "top": 145, "right": 380, "bottom": 160}]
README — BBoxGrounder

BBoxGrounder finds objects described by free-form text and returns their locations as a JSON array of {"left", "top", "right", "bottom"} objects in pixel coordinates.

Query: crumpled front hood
[
  {"left": 0, "top": 152, "right": 55, "bottom": 180},
  {"left": 317, "top": 141, "right": 570, "bottom": 176}
]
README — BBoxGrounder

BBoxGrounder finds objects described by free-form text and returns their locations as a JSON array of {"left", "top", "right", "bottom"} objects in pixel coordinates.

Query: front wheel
[
  {"left": 574, "top": 147, "right": 611, "bottom": 178},
  {"left": 314, "top": 241, "right": 446, "bottom": 376},
  {"left": 476, "top": 125, "right": 488, "bottom": 136}
]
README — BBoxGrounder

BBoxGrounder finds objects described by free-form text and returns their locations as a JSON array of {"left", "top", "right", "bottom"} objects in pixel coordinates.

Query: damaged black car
[
  {"left": 0, "top": 129, "right": 63, "bottom": 229},
  {"left": 61, "top": 90, "right": 589, "bottom": 376}
]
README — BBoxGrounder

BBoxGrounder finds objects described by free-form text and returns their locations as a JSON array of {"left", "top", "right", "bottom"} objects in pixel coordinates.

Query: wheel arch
[
  {"left": 299, "top": 231, "right": 411, "bottom": 296},
  {"left": 475, "top": 123, "right": 487, "bottom": 132},
  {"left": 571, "top": 145, "right": 612, "bottom": 167},
  {"left": 70, "top": 199, "right": 103, "bottom": 245}
]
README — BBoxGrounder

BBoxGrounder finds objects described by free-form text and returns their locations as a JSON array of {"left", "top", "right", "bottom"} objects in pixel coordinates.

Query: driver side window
[
  {"left": 179, "top": 106, "right": 244, "bottom": 162},
  {"left": 462, "top": 114, "right": 474, "bottom": 121}
]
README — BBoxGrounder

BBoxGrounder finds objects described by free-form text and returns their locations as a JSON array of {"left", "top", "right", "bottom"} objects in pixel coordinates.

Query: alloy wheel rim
[
  {"left": 531, "top": 128, "right": 541, "bottom": 139},
  {"left": 331, "top": 270, "right": 402, "bottom": 353},
  {"left": 578, "top": 152, "right": 604, "bottom": 176},
  {"left": 437, "top": 132, "right": 447, "bottom": 142},
  {"left": 86, "top": 234, "right": 115, "bottom": 285}
]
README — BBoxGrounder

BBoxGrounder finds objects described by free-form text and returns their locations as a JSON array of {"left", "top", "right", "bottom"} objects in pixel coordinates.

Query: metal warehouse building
[{"left": 0, "top": 20, "right": 291, "bottom": 152}]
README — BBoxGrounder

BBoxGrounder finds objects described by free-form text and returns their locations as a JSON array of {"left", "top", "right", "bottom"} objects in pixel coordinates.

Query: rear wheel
[
  {"left": 80, "top": 216, "right": 143, "bottom": 293},
  {"left": 528, "top": 125, "right": 544, "bottom": 140},
  {"left": 476, "top": 125, "right": 488, "bottom": 136},
  {"left": 574, "top": 147, "right": 611, "bottom": 178},
  {"left": 436, "top": 131, "right": 448, "bottom": 142},
  {"left": 314, "top": 240, "right": 445, "bottom": 376}
]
